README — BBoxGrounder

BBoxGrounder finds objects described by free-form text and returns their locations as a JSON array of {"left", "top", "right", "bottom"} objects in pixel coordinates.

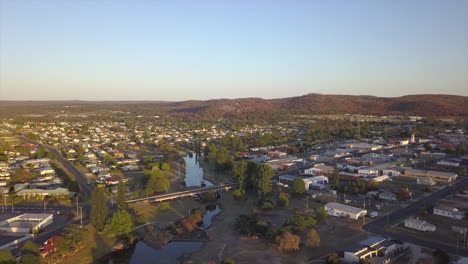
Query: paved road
[
  {"left": 20, "top": 136, "right": 94, "bottom": 198},
  {"left": 363, "top": 177, "right": 468, "bottom": 257}
]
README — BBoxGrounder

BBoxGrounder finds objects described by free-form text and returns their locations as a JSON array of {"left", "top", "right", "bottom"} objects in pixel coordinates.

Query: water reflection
[{"left": 184, "top": 154, "right": 213, "bottom": 187}]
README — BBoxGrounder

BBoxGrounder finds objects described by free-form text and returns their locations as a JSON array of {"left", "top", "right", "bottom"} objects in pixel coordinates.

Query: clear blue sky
[{"left": 1, "top": 0, "right": 467, "bottom": 100}]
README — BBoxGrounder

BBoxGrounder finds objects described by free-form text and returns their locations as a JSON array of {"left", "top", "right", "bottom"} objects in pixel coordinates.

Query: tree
[
  {"left": 277, "top": 193, "right": 289, "bottom": 207},
  {"left": 105, "top": 210, "right": 134, "bottom": 237},
  {"left": 145, "top": 169, "right": 170, "bottom": 195},
  {"left": 398, "top": 186, "right": 411, "bottom": 201},
  {"left": 90, "top": 188, "right": 109, "bottom": 231},
  {"left": 283, "top": 215, "right": 316, "bottom": 233},
  {"left": 66, "top": 181, "right": 80, "bottom": 193},
  {"left": 326, "top": 253, "right": 340, "bottom": 264},
  {"left": 331, "top": 167, "right": 340, "bottom": 188},
  {"left": 314, "top": 207, "right": 327, "bottom": 220},
  {"left": 223, "top": 258, "right": 235, "bottom": 264},
  {"left": 20, "top": 240, "right": 42, "bottom": 264},
  {"left": 255, "top": 164, "right": 274, "bottom": 198},
  {"left": 260, "top": 200, "right": 273, "bottom": 210},
  {"left": 275, "top": 232, "right": 300, "bottom": 251},
  {"left": 117, "top": 181, "right": 127, "bottom": 211},
  {"left": 0, "top": 250, "right": 15, "bottom": 264},
  {"left": 232, "top": 189, "right": 243, "bottom": 200},
  {"left": 232, "top": 161, "right": 247, "bottom": 193},
  {"left": 291, "top": 178, "right": 306, "bottom": 195},
  {"left": 56, "top": 224, "right": 87, "bottom": 255},
  {"left": 306, "top": 228, "right": 320, "bottom": 248},
  {"left": 160, "top": 162, "right": 170, "bottom": 171}
]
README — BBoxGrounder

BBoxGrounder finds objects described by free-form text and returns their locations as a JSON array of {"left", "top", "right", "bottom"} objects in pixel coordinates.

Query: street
[{"left": 363, "top": 177, "right": 468, "bottom": 257}]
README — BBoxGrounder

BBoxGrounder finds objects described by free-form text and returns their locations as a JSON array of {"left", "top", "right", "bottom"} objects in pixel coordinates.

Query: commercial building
[
  {"left": 0, "top": 213, "right": 53, "bottom": 233},
  {"left": 403, "top": 168, "right": 457, "bottom": 182},
  {"left": 325, "top": 202, "right": 367, "bottom": 220},
  {"left": 343, "top": 237, "right": 406, "bottom": 264}
]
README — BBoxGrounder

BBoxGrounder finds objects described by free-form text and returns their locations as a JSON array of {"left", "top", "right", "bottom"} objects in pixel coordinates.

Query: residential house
[
  {"left": 404, "top": 218, "right": 436, "bottom": 232},
  {"left": 433, "top": 206, "right": 465, "bottom": 220}
]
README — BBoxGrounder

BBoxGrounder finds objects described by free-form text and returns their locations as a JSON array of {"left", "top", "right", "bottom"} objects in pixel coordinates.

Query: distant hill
[
  {"left": 160, "top": 94, "right": 468, "bottom": 117},
  {"left": 1, "top": 94, "right": 467, "bottom": 117}
]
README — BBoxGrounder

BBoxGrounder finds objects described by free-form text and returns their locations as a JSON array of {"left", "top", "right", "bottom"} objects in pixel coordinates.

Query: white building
[
  {"left": 303, "top": 176, "right": 329, "bottom": 190},
  {"left": 417, "top": 177, "right": 436, "bottom": 186},
  {"left": 325, "top": 202, "right": 367, "bottom": 220},
  {"left": 434, "top": 206, "right": 465, "bottom": 220},
  {"left": 404, "top": 218, "right": 436, "bottom": 232}
]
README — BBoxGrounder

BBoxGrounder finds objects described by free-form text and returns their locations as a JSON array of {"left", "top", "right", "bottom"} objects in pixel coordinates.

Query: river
[
  {"left": 183, "top": 153, "right": 213, "bottom": 187},
  {"left": 102, "top": 154, "right": 221, "bottom": 263}
]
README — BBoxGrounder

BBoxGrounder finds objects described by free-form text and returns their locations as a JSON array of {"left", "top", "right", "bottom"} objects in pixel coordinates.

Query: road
[
  {"left": 19, "top": 136, "right": 94, "bottom": 197},
  {"left": 363, "top": 177, "right": 468, "bottom": 257}
]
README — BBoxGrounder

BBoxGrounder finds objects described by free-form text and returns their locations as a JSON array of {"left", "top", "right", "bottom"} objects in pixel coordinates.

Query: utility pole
[
  {"left": 76, "top": 197, "right": 79, "bottom": 215},
  {"left": 80, "top": 207, "right": 83, "bottom": 227}
]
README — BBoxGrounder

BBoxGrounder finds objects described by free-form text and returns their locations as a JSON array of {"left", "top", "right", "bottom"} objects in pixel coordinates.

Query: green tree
[
  {"left": 277, "top": 193, "right": 289, "bottom": 207},
  {"left": 291, "top": 178, "right": 306, "bottom": 195},
  {"left": 223, "top": 258, "right": 236, "bottom": 264},
  {"left": 105, "top": 210, "right": 134, "bottom": 237},
  {"left": 66, "top": 181, "right": 80, "bottom": 193},
  {"left": 232, "top": 189, "right": 243, "bottom": 200},
  {"left": 160, "top": 162, "right": 170, "bottom": 171},
  {"left": 20, "top": 240, "right": 42, "bottom": 264},
  {"left": 326, "top": 253, "right": 340, "bottom": 264},
  {"left": 90, "top": 188, "right": 109, "bottom": 231},
  {"left": 255, "top": 164, "right": 274, "bottom": 198},
  {"left": 314, "top": 207, "right": 327, "bottom": 220},
  {"left": 306, "top": 228, "right": 320, "bottom": 248},
  {"left": 283, "top": 215, "right": 316, "bottom": 233},
  {"left": 56, "top": 224, "right": 87, "bottom": 255},
  {"left": 331, "top": 167, "right": 340, "bottom": 188},
  {"left": 117, "top": 181, "right": 127, "bottom": 211},
  {"left": 0, "top": 250, "right": 15, "bottom": 264},
  {"left": 145, "top": 169, "right": 170, "bottom": 195},
  {"left": 232, "top": 161, "right": 248, "bottom": 193}
]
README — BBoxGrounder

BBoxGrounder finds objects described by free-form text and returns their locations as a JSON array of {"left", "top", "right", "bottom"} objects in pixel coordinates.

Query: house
[
  {"left": 343, "top": 237, "right": 406, "bottom": 264},
  {"left": 433, "top": 206, "right": 465, "bottom": 220},
  {"left": 40, "top": 236, "right": 59, "bottom": 257},
  {"left": 404, "top": 217, "right": 436, "bottom": 232},
  {"left": 120, "top": 164, "right": 139, "bottom": 172},
  {"left": 325, "top": 202, "right": 367, "bottom": 220}
]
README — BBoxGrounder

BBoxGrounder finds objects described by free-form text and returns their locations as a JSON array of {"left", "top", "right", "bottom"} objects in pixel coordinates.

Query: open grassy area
[{"left": 189, "top": 191, "right": 368, "bottom": 264}]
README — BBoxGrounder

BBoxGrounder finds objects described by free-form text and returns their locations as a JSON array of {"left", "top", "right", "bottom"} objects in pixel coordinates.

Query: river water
[
  {"left": 183, "top": 153, "right": 213, "bottom": 187},
  {"left": 102, "top": 155, "right": 221, "bottom": 264}
]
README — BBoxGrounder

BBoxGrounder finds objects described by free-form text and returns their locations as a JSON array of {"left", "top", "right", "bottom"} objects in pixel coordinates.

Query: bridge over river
[{"left": 126, "top": 183, "right": 239, "bottom": 203}]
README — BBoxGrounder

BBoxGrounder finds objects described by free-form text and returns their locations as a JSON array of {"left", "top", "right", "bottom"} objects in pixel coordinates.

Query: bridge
[{"left": 126, "top": 183, "right": 239, "bottom": 203}]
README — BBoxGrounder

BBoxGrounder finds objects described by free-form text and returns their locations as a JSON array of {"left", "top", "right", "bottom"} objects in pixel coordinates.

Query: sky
[{"left": 0, "top": 0, "right": 467, "bottom": 101}]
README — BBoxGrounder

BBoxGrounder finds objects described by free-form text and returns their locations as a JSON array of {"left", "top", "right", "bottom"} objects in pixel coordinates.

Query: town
[{"left": 0, "top": 108, "right": 466, "bottom": 264}]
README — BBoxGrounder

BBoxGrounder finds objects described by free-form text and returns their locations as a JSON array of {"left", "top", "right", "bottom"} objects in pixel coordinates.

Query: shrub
[
  {"left": 260, "top": 200, "right": 273, "bottom": 210},
  {"left": 277, "top": 192, "right": 289, "bottom": 207}
]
